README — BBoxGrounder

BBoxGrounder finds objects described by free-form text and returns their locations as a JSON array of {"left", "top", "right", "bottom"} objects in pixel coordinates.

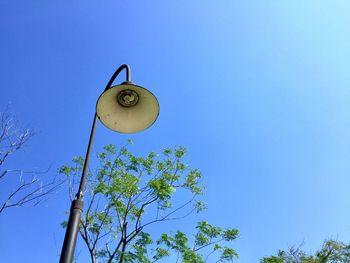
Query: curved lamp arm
[
  {"left": 104, "top": 64, "right": 131, "bottom": 91},
  {"left": 59, "top": 64, "right": 131, "bottom": 263}
]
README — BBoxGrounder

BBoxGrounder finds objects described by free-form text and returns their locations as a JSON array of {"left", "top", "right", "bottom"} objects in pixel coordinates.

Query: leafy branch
[{"left": 60, "top": 143, "right": 238, "bottom": 262}]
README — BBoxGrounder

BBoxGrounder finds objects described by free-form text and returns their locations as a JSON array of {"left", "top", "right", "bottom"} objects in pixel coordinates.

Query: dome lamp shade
[{"left": 96, "top": 82, "right": 159, "bottom": 134}]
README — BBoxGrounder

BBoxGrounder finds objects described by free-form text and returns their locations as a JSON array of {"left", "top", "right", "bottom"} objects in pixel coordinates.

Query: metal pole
[
  {"left": 59, "top": 64, "right": 131, "bottom": 263},
  {"left": 59, "top": 114, "right": 97, "bottom": 263}
]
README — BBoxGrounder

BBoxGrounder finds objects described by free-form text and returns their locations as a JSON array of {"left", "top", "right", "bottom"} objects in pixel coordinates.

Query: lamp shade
[{"left": 96, "top": 82, "right": 159, "bottom": 133}]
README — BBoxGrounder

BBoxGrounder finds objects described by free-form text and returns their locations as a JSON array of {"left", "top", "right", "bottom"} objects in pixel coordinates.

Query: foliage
[
  {"left": 261, "top": 239, "right": 350, "bottom": 263},
  {"left": 0, "top": 109, "right": 61, "bottom": 214},
  {"left": 60, "top": 143, "right": 239, "bottom": 262},
  {"left": 153, "top": 221, "right": 239, "bottom": 263}
]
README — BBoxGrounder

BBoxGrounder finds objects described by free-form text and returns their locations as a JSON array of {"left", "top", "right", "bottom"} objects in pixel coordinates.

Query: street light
[{"left": 59, "top": 64, "right": 159, "bottom": 263}]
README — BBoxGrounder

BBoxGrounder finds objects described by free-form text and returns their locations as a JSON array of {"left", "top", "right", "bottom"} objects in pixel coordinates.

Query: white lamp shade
[{"left": 96, "top": 83, "right": 159, "bottom": 133}]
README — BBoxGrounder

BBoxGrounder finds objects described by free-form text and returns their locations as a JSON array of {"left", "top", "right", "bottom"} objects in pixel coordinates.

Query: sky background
[{"left": 1, "top": 0, "right": 350, "bottom": 262}]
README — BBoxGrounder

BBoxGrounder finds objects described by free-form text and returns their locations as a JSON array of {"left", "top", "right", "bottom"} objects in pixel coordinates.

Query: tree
[
  {"left": 0, "top": 109, "right": 61, "bottom": 214},
  {"left": 261, "top": 239, "right": 350, "bottom": 263},
  {"left": 60, "top": 143, "right": 239, "bottom": 262}
]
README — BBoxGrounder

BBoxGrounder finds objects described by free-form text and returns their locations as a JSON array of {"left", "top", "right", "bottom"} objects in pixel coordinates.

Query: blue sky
[{"left": 1, "top": 0, "right": 350, "bottom": 262}]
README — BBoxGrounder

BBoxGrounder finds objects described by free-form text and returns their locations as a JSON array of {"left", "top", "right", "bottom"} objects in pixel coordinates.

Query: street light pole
[{"left": 59, "top": 64, "right": 159, "bottom": 263}]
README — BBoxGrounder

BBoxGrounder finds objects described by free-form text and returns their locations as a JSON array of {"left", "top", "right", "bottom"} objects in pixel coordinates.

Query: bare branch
[
  {"left": 0, "top": 170, "right": 64, "bottom": 214},
  {"left": 0, "top": 110, "right": 35, "bottom": 166}
]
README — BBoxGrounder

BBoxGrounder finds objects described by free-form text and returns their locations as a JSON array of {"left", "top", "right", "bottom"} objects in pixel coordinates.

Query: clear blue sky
[{"left": 1, "top": 0, "right": 350, "bottom": 262}]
